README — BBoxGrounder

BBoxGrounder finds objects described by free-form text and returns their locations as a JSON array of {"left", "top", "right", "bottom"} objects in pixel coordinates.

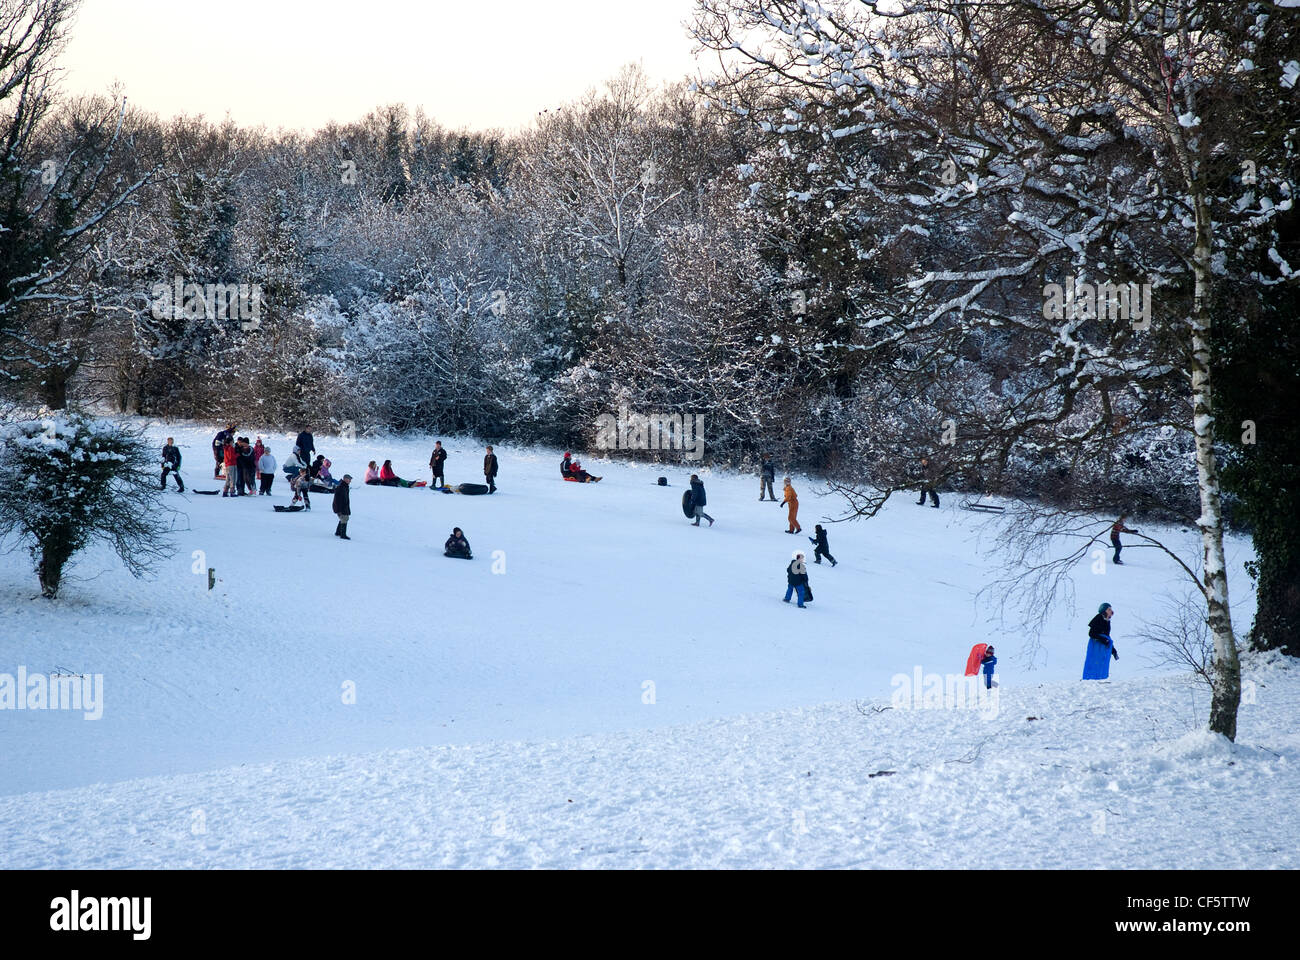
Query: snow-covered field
[{"left": 2, "top": 420, "right": 1290, "bottom": 868}]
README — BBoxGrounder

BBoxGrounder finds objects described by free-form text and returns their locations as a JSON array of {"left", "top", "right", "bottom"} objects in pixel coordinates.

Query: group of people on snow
[{"left": 184, "top": 426, "right": 1140, "bottom": 680}]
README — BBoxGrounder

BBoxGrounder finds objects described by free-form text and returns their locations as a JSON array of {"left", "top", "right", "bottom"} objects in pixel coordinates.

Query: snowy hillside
[
  {"left": 0, "top": 420, "right": 1282, "bottom": 867},
  {"left": 2, "top": 655, "right": 1295, "bottom": 869}
]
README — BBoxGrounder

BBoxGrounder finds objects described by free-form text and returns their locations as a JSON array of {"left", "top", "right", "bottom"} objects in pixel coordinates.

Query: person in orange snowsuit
[{"left": 781, "top": 477, "right": 801, "bottom": 534}]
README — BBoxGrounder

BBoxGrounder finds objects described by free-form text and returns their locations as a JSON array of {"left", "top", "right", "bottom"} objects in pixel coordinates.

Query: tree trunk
[
  {"left": 38, "top": 546, "right": 66, "bottom": 599},
  {"left": 1189, "top": 198, "right": 1241, "bottom": 741}
]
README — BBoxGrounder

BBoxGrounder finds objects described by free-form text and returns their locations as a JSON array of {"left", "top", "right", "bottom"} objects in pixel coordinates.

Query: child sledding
[
  {"left": 364, "top": 459, "right": 427, "bottom": 488},
  {"left": 444, "top": 528, "right": 472, "bottom": 559},
  {"left": 561, "top": 452, "right": 601, "bottom": 483}
]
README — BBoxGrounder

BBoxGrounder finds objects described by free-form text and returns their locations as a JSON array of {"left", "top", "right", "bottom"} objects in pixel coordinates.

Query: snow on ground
[
  {"left": 3, "top": 654, "right": 1295, "bottom": 868},
  {"left": 0, "top": 419, "right": 1283, "bottom": 868}
]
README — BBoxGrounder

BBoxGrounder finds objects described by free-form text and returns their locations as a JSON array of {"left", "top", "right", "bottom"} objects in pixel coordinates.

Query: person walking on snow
[
  {"left": 781, "top": 478, "right": 802, "bottom": 534},
  {"left": 257, "top": 445, "right": 277, "bottom": 495},
  {"left": 980, "top": 645, "right": 998, "bottom": 689},
  {"left": 1110, "top": 515, "right": 1139, "bottom": 565},
  {"left": 484, "top": 445, "right": 499, "bottom": 493},
  {"left": 760, "top": 454, "right": 777, "bottom": 501},
  {"left": 429, "top": 441, "right": 447, "bottom": 488},
  {"left": 332, "top": 474, "right": 352, "bottom": 539},
  {"left": 161, "top": 438, "right": 184, "bottom": 491},
  {"left": 809, "top": 524, "right": 836, "bottom": 565},
  {"left": 1082, "top": 603, "right": 1119, "bottom": 679},
  {"left": 917, "top": 456, "right": 940, "bottom": 508},
  {"left": 689, "top": 474, "right": 714, "bottom": 526},
  {"left": 784, "top": 551, "right": 810, "bottom": 607}
]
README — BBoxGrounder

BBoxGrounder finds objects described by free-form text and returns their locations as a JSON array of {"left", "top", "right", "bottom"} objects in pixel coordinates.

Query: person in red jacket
[
  {"left": 379, "top": 459, "right": 416, "bottom": 488},
  {"left": 221, "top": 439, "right": 240, "bottom": 497}
]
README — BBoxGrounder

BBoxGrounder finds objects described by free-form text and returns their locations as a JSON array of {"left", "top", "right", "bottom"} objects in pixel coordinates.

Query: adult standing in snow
[
  {"left": 1082, "top": 603, "right": 1119, "bottom": 679},
  {"left": 430, "top": 441, "right": 447, "bottom": 489},
  {"left": 783, "top": 551, "right": 810, "bottom": 607},
  {"left": 257, "top": 445, "right": 277, "bottom": 495},
  {"left": 295, "top": 428, "right": 316, "bottom": 466},
  {"left": 161, "top": 438, "right": 184, "bottom": 492},
  {"left": 759, "top": 454, "right": 777, "bottom": 501},
  {"left": 917, "top": 456, "right": 940, "bottom": 508},
  {"left": 332, "top": 474, "right": 352, "bottom": 539},
  {"left": 808, "top": 524, "right": 836, "bottom": 565},
  {"left": 1110, "top": 515, "right": 1139, "bottom": 565},
  {"left": 689, "top": 474, "right": 714, "bottom": 526},
  {"left": 780, "top": 478, "right": 802, "bottom": 534},
  {"left": 237, "top": 438, "right": 257, "bottom": 495},
  {"left": 484, "top": 445, "right": 499, "bottom": 493}
]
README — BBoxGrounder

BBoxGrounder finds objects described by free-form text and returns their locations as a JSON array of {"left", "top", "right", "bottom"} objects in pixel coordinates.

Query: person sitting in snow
[
  {"left": 380, "top": 459, "right": 417, "bottom": 488},
  {"left": 567, "top": 458, "right": 601, "bottom": 483},
  {"left": 444, "top": 528, "right": 472, "bottom": 559},
  {"left": 364, "top": 461, "right": 381, "bottom": 485},
  {"left": 980, "top": 645, "right": 998, "bottom": 689}
]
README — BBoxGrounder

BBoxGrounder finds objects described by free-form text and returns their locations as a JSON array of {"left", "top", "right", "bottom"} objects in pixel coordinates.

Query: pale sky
[{"left": 60, "top": 0, "right": 705, "bottom": 133}]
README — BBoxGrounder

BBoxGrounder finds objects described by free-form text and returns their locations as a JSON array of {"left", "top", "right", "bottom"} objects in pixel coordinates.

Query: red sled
[{"left": 965, "top": 643, "right": 989, "bottom": 677}]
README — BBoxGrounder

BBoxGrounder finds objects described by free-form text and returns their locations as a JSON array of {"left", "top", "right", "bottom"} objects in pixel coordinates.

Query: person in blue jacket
[
  {"left": 980, "top": 645, "right": 997, "bottom": 689},
  {"left": 1083, "top": 603, "right": 1119, "bottom": 679}
]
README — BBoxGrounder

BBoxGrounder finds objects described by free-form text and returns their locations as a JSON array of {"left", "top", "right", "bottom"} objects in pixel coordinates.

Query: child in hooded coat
[{"left": 809, "top": 525, "right": 836, "bottom": 565}]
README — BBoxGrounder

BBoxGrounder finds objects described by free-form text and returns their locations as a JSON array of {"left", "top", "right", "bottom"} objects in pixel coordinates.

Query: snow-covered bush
[{"left": 0, "top": 413, "right": 174, "bottom": 598}]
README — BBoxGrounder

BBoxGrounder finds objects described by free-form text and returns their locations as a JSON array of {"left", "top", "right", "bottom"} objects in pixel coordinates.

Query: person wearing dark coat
[
  {"left": 1082, "top": 603, "right": 1119, "bottom": 679},
  {"left": 161, "top": 438, "right": 184, "bottom": 491},
  {"left": 783, "top": 552, "right": 810, "bottom": 607},
  {"left": 689, "top": 474, "right": 714, "bottom": 526},
  {"left": 760, "top": 455, "right": 777, "bottom": 501},
  {"left": 429, "top": 441, "right": 447, "bottom": 488},
  {"left": 561, "top": 452, "right": 573, "bottom": 479},
  {"left": 808, "top": 524, "right": 836, "bottom": 565},
  {"left": 917, "top": 456, "right": 940, "bottom": 508},
  {"left": 295, "top": 430, "right": 316, "bottom": 464},
  {"left": 980, "top": 645, "right": 998, "bottom": 689},
  {"left": 483, "top": 446, "right": 499, "bottom": 493},
  {"left": 444, "top": 527, "right": 472, "bottom": 559},
  {"left": 236, "top": 439, "right": 257, "bottom": 495},
  {"left": 332, "top": 475, "right": 352, "bottom": 539}
]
